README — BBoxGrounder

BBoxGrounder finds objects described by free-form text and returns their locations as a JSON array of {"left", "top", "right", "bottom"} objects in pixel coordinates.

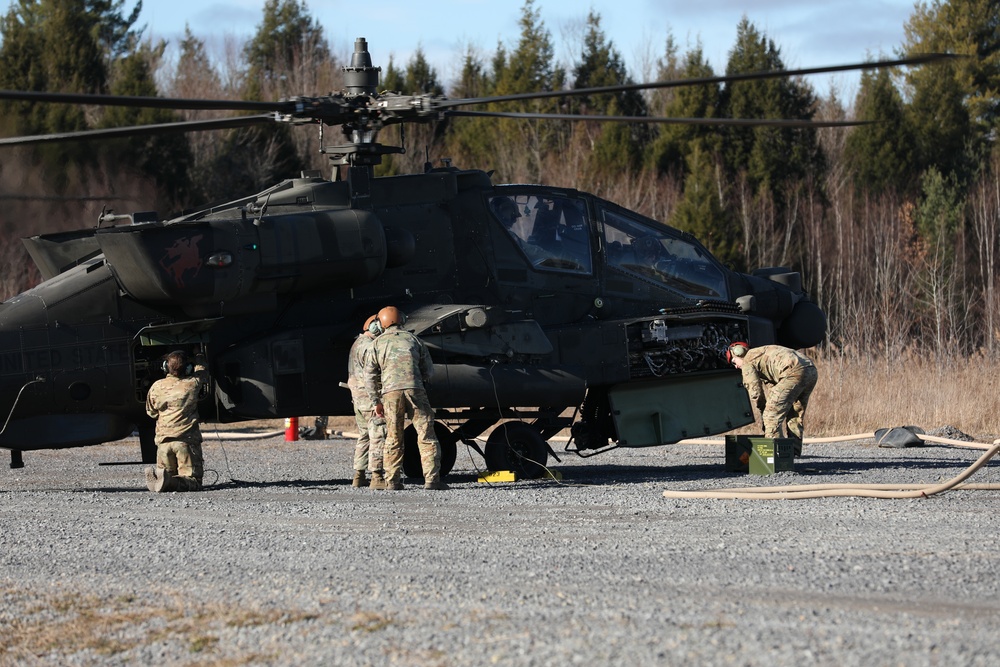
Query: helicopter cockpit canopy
[
  {"left": 489, "top": 194, "right": 593, "bottom": 274},
  {"left": 601, "top": 208, "right": 728, "bottom": 299}
]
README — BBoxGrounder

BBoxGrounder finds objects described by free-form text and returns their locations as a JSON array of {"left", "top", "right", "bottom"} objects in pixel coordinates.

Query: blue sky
[{"left": 7, "top": 0, "right": 920, "bottom": 99}]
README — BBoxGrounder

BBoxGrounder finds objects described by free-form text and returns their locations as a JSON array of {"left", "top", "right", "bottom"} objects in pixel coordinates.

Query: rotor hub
[{"left": 342, "top": 37, "right": 381, "bottom": 97}]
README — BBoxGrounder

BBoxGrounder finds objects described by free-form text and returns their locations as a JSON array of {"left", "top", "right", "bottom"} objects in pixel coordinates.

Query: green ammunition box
[
  {"left": 749, "top": 437, "right": 795, "bottom": 475},
  {"left": 725, "top": 434, "right": 753, "bottom": 472},
  {"left": 725, "top": 435, "right": 795, "bottom": 475}
]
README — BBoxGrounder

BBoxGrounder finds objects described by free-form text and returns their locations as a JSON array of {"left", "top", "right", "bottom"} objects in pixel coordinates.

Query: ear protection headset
[
  {"left": 364, "top": 314, "right": 382, "bottom": 335},
  {"left": 162, "top": 351, "right": 194, "bottom": 377},
  {"left": 725, "top": 341, "right": 749, "bottom": 365}
]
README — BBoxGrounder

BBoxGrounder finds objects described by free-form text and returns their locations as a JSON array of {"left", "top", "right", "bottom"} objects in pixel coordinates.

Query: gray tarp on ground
[{"left": 875, "top": 425, "right": 925, "bottom": 447}]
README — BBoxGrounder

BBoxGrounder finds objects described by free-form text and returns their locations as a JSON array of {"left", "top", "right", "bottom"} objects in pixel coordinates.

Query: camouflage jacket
[
  {"left": 363, "top": 326, "right": 433, "bottom": 404},
  {"left": 145, "top": 358, "right": 207, "bottom": 442},
  {"left": 347, "top": 332, "right": 378, "bottom": 412},
  {"left": 740, "top": 345, "right": 814, "bottom": 405}
]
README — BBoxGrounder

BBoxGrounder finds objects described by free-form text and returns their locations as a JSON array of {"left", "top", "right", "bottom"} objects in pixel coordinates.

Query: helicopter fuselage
[{"left": 0, "top": 166, "right": 825, "bottom": 469}]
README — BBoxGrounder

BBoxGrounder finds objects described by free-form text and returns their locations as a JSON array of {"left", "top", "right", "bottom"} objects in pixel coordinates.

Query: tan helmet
[
  {"left": 363, "top": 314, "right": 379, "bottom": 334},
  {"left": 726, "top": 341, "right": 749, "bottom": 365},
  {"left": 377, "top": 306, "right": 407, "bottom": 330}
]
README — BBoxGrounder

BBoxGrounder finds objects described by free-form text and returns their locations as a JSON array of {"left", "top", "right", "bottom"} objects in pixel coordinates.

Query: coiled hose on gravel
[
  {"left": 663, "top": 433, "right": 1000, "bottom": 500},
  {"left": 205, "top": 426, "right": 1000, "bottom": 499}
]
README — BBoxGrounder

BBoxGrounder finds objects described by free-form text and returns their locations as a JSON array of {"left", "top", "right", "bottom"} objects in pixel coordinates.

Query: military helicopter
[{"left": 0, "top": 38, "right": 950, "bottom": 478}]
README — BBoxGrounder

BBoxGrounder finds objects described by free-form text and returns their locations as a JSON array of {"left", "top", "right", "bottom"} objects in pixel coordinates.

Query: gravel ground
[{"left": 2, "top": 427, "right": 1000, "bottom": 666}]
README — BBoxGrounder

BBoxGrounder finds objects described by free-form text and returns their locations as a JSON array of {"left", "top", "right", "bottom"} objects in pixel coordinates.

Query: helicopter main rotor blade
[
  {"left": 0, "top": 114, "right": 275, "bottom": 146},
  {"left": 445, "top": 110, "right": 868, "bottom": 128},
  {"left": 0, "top": 89, "right": 289, "bottom": 113},
  {"left": 0, "top": 41, "right": 952, "bottom": 153},
  {"left": 438, "top": 53, "right": 958, "bottom": 110}
]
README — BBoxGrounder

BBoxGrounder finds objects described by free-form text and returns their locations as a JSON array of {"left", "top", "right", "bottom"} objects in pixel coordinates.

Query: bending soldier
[
  {"left": 348, "top": 315, "right": 387, "bottom": 489},
  {"left": 363, "top": 306, "right": 446, "bottom": 490},
  {"left": 727, "top": 342, "right": 818, "bottom": 457},
  {"left": 144, "top": 349, "right": 209, "bottom": 492}
]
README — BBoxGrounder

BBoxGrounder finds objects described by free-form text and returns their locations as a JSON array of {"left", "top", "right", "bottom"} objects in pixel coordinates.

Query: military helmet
[
  {"left": 633, "top": 236, "right": 661, "bottom": 262},
  {"left": 725, "top": 341, "right": 750, "bottom": 365},
  {"left": 363, "top": 314, "right": 379, "bottom": 334},
  {"left": 491, "top": 197, "right": 519, "bottom": 227},
  {"left": 377, "top": 306, "right": 407, "bottom": 330}
]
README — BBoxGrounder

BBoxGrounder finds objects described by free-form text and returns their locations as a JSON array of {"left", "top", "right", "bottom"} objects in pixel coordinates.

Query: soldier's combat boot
[
  {"left": 424, "top": 476, "right": 449, "bottom": 490},
  {"left": 145, "top": 466, "right": 161, "bottom": 492},
  {"left": 386, "top": 474, "right": 404, "bottom": 490},
  {"left": 145, "top": 467, "right": 174, "bottom": 493},
  {"left": 369, "top": 471, "right": 388, "bottom": 490},
  {"left": 172, "top": 476, "right": 202, "bottom": 492},
  {"left": 352, "top": 470, "right": 366, "bottom": 488}
]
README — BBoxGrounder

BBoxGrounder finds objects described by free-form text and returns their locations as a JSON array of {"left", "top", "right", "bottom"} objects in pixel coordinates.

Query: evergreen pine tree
[
  {"left": 485, "top": 0, "right": 564, "bottom": 181},
  {"left": 645, "top": 45, "right": 719, "bottom": 177},
  {"left": 102, "top": 40, "right": 193, "bottom": 208},
  {"left": 570, "top": 11, "right": 647, "bottom": 175},
  {"left": 210, "top": 0, "right": 336, "bottom": 194},
  {"left": 377, "top": 47, "right": 446, "bottom": 176},
  {"left": 902, "top": 0, "right": 999, "bottom": 162},
  {"left": 670, "top": 139, "right": 740, "bottom": 268},
  {"left": 843, "top": 66, "right": 916, "bottom": 196},
  {"left": 719, "top": 17, "right": 822, "bottom": 195},
  {"left": 442, "top": 45, "right": 492, "bottom": 169}
]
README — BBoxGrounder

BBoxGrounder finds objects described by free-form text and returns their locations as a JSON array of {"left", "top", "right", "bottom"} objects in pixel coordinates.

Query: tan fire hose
[
  {"left": 204, "top": 426, "right": 1000, "bottom": 499},
  {"left": 200, "top": 429, "right": 285, "bottom": 440},
  {"left": 663, "top": 434, "right": 1000, "bottom": 500}
]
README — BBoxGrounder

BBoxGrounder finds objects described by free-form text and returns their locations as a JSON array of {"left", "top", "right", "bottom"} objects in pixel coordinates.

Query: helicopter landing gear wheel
[
  {"left": 485, "top": 421, "right": 548, "bottom": 479},
  {"left": 137, "top": 419, "right": 157, "bottom": 464},
  {"left": 403, "top": 421, "right": 457, "bottom": 480}
]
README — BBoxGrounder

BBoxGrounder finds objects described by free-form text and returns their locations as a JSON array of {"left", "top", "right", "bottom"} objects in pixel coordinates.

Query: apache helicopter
[{"left": 0, "top": 38, "right": 950, "bottom": 478}]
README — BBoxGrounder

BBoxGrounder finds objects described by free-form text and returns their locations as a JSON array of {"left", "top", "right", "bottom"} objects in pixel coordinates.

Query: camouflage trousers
[
  {"left": 353, "top": 405, "right": 386, "bottom": 472},
  {"left": 762, "top": 365, "right": 819, "bottom": 445},
  {"left": 155, "top": 436, "right": 204, "bottom": 484},
  {"left": 382, "top": 388, "right": 440, "bottom": 484}
]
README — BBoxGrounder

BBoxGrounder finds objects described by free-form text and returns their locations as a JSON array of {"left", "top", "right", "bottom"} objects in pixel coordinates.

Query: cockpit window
[
  {"left": 489, "top": 194, "right": 592, "bottom": 274},
  {"left": 601, "top": 208, "right": 727, "bottom": 298}
]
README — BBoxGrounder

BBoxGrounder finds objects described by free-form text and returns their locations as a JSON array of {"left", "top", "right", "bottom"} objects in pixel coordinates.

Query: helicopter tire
[
  {"left": 403, "top": 421, "right": 457, "bottom": 480},
  {"left": 137, "top": 419, "right": 157, "bottom": 464},
  {"left": 484, "top": 421, "right": 548, "bottom": 479}
]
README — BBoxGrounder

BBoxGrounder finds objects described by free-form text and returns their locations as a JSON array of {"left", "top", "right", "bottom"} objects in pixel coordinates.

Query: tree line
[{"left": 1, "top": 0, "right": 998, "bottom": 362}]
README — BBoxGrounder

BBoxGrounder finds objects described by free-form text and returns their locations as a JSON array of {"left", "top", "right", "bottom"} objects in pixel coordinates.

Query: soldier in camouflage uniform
[
  {"left": 363, "top": 306, "right": 446, "bottom": 490},
  {"left": 144, "top": 349, "right": 209, "bottom": 492},
  {"left": 348, "top": 315, "right": 387, "bottom": 489},
  {"left": 727, "top": 342, "right": 818, "bottom": 456}
]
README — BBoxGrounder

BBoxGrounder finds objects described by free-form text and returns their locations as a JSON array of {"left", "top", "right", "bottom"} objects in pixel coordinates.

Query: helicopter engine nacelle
[
  {"left": 95, "top": 209, "right": 398, "bottom": 316},
  {"left": 733, "top": 268, "right": 826, "bottom": 348}
]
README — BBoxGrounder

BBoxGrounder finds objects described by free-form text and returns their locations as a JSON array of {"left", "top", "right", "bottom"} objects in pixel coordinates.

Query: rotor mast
[{"left": 320, "top": 37, "right": 404, "bottom": 173}]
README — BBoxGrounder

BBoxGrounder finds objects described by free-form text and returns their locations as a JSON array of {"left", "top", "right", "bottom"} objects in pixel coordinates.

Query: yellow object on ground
[{"left": 478, "top": 470, "right": 517, "bottom": 483}]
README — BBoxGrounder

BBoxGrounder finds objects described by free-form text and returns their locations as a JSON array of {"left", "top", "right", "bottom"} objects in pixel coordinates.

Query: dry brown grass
[
  {"left": 803, "top": 351, "right": 1000, "bottom": 440},
  {"left": 349, "top": 610, "right": 394, "bottom": 633},
  {"left": 0, "top": 585, "right": 321, "bottom": 665}
]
